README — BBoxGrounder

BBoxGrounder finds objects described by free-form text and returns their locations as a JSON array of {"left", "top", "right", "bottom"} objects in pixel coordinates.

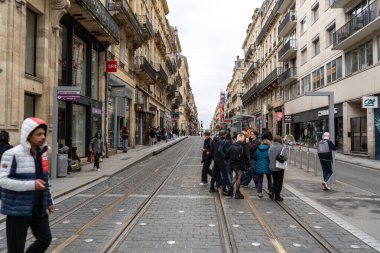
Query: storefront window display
[
  {"left": 91, "top": 49, "right": 99, "bottom": 100},
  {"left": 72, "top": 104, "right": 87, "bottom": 157}
]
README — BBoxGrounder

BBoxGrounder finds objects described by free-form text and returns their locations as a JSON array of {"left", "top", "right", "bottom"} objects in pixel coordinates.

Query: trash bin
[{"left": 57, "top": 146, "right": 69, "bottom": 177}]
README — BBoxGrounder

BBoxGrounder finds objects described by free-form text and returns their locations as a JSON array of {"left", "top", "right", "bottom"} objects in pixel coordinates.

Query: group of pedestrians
[{"left": 201, "top": 129, "right": 288, "bottom": 200}]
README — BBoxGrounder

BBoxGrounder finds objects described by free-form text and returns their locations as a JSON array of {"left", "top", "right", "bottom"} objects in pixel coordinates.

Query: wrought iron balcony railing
[
  {"left": 137, "top": 15, "right": 154, "bottom": 39},
  {"left": 155, "top": 30, "right": 166, "bottom": 54},
  {"left": 278, "top": 67, "right": 297, "bottom": 85},
  {"left": 257, "top": 67, "right": 282, "bottom": 93},
  {"left": 155, "top": 63, "right": 168, "bottom": 84},
  {"left": 244, "top": 43, "right": 256, "bottom": 62},
  {"left": 278, "top": 39, "right": 297, "bottom": 61},
  {"left": 256, "top": 0, "right": 281, "bottom": 44},
  {"left": 333, "top": 1, "right": 380, "bottom": 47},
  {"left": 134, "top": 56, "right": 156, "bottom": 83},
  {"left": 242, "top": 61, "right": 259, "bottom": 83},
  {"left": 242, "top": 83, "right": 258, "bottom": 104},
  {"left": 278, "top": 10, "right": 297, "bottom": 36}
]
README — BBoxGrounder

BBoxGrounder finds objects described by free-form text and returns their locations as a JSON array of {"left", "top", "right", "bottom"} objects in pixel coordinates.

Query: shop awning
[{"left": 230, "top": 114, "right": 255, "bottom": 122}]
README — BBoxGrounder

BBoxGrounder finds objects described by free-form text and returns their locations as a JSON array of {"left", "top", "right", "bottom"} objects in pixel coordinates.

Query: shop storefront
[
  {"left": 291, "top": 103, "right": 343, "bottom": 150},
  {"left": 135, "top": 89, "right": 150, "bottom": 145},
  {"left": 108, "top": 74, "right": 133, "bottom": 151},
  {"left": 57, "top": 14, "right": 104, "bottom": 157}
]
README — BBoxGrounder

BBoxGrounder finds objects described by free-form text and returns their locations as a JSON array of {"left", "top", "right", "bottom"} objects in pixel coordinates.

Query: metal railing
[
  {"left": 155, "top": 64, "right": 168, "bottom": 84},
  {"left": 278, "top": 39, "right": 297, "bottom": 61},
  {"left": 107, "top": 0, "right": 143, "bottom": 39},
  {"left": 242, "top": 83, "right": 258, "bottom": 104},
  {"left": 137, "top": 15, "right": 154, "bottom": 37},
  {"left": 333, "top": 1, "right": 379, "bottom": 46},
  {"left": 242, "top": 61, "right": 259, "bottom": 83},
  {"left": 278, "top": 67, "right": 297, "bottom": 85},
  {"left": 286, "top": 147, "right": 321, "bottom": 176},
  {"left": 278, "top": 10, "right": 297, "bottom": 36},
  {"left": 244, "top": 43, "right": 256, "bottom": 61},
  {"left": 256, "top": 0, "right": 281, "bottom": 44},
  {"left": 257, "top": 67, "right": 281, "bottom": 92},
  {"left": 77, "top": 0, "right": 120, "bottom": 42},
  {"left": 134, "top": 56, "right": 156, "bottom": 82},
  {"left": 154, "top": 30, "right": 166, "bottom": 53}
]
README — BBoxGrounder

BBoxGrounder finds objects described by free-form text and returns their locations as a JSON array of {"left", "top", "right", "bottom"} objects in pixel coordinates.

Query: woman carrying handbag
[{"left": 268, "top": 136, "right": 288, "bottom": 201}]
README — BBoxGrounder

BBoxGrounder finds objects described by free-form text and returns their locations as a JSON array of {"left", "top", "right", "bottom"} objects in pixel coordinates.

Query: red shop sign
[
  {"left": 106, "top": 60, "right": 117, "bottom": 72},
  {"left": 276, "top": 112, "right": 283, "bottom": 121}
]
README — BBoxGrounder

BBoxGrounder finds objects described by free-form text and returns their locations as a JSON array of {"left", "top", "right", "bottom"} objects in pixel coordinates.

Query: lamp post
[{"left": 305, "top": 91, "right": 336, "bottom": 183}]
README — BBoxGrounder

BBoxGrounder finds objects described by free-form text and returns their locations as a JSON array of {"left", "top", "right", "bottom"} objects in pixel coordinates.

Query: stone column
[
  {"left": 342, "top": 102, "right": 351, "bottom": 154},
  {"left": 367, "top": 108, "right": 375, "bottom": 159}
]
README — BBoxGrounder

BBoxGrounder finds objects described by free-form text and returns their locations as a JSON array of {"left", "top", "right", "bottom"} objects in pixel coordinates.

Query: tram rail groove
[
  {"left": 103, "top": 140, "right": 194, "bottom": 253},
  {"left": 261, "top": 190, "right": 341, "bottom": 253},
  {"left": 49, "top": 141, "right": 191, "bottom": 253}
]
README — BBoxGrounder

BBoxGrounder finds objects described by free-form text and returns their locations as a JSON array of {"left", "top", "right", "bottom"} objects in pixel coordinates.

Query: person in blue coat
[{"left": 253, "top": 139, "right": 273, "bottom": 199}]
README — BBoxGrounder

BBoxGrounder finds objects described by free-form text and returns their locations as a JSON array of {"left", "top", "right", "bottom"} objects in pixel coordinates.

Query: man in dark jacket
[
  {"left": 200, "top": 132, "right": 213, "bottom": 185},
  {"left": 0, "top": 118, "right": 55, "bottom": 253},
  {"left": 225, "top": 133, "right": 250, "bottom": 199},
  {"left": 241, "top": 131, "right": 260, "bottom": 187},
  {"left": 317, "top": 132, "right": 336, "bottom": 190},
  {"left": 209, "top": 131, "right": 228, "bottom": 194},
  {"left": 0, "top": 131, "right": 13, "bottom": 160}
]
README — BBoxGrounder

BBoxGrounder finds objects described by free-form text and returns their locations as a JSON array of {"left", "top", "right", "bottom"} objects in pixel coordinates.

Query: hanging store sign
[
  {"left": 106, "top": 60, "right": 117, "bottom": 72},
  {"left": 362, "top": 96, "right": 378, "bottom": 108},
  {"left": 276, "top": 112, "right": 283, "bottom": 121},
  {"left": 57, "top": 90, "right": 80, "bottom": 101},
  {"left": 318, "top": 108, "right": 338, "bottom": 117},
  {"left": 284, "top": 115, "right": 293, "bottom": 123}
]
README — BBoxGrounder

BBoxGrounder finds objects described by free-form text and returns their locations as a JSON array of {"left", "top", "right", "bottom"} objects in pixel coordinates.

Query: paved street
[{"left": 1, "top": 137, "right": 379, "bottom": 252}]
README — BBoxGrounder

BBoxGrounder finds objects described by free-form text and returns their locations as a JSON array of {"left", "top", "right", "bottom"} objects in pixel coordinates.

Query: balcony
[
  {"left": 333, "top": 1, "right": 380, "bottom": 50},
  {"left": 278, "top": 39, "right": 297, "bottom": 62},
  {"left": 107, "top": 0, "right": 143, "bottom": 47},
  {"left": 167, "top": 84, "right": 176, "bottom": 98},
  {"left": 232, "top": 94, "right": 238, "bottom": 103},
  {"left": 278, "top": 67, "right": 297, "bottom": 86},
  {"left": 242, "top": 83, "right": 258, "bottom": 105},
  {"left": 137, "top": 15, "right": 154, "bottom": 40},
  {"left": 330, "top": 0, "right": 363, "bottom": 9},
  {"left": 165, "top": 57, "right": 176, "bottom": 74},
  {"left": 278, "top": 11, "right": 297, "bottom": 37},
  {"left": 244, "top": 43, "right": 256, "bottom": 62},
  {"left": 277, "top": 0, "right": 293, "bottom": 14},
  {"left": 256, "top": 0, "right": 281, "bottom": 44},
  {"left": 175, "top": 73, "right": 183, "bottom": 86},
  {"left": 68, "top": 0, "right": 119, "bottom": 43},
  {"left": 242, "top": 61, "right": 259, "bottom": 83},
  {"left": 155, "top": 30, "right": 166, "bottom": 55},
  {"left": 134, "top": 56, "right": 156, "bottom": 84},
  {"left": 257, "top": 68, "right": 282, "bottom": 93},
  {"left": 176, "top": 92, "right": 183, "bottom": 104},
  {"left": 155, "top": 64, "right": 168, "bottom": 85}
]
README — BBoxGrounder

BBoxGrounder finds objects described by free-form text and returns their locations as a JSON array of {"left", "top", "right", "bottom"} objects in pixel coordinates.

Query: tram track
[{"left": 47, "top": 139, "right": 192, "bottom": 252}]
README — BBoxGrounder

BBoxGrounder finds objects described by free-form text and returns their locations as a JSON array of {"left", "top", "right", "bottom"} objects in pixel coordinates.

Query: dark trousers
[
  {"left": 241, "top": 160, "right": 258, "bottom": 186},
  {"left": 6, "top": 213, "right": 52, "bottom": 253},
  {"left": 94, "top": 153, "right": 100, "bottom": 169},
  {"left": 201, "top": 159, "right": 212, "bottom": 183},
  {"left": 320, "top": 159, "right": 333, "bottom": 182},
  {"left": 256, "top": 173, "right": 272, "bottom": 193},
  {"left": 210, "top": 160, "right": 227, "bottom": 190},
  {"left": 271, "top": 170, "right": 285, "bottom": 199}
]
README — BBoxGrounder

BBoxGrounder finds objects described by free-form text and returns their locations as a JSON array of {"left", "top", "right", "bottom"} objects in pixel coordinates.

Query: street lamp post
[{"left": 305, "top": 91, "right": 336, "bottom": 183}]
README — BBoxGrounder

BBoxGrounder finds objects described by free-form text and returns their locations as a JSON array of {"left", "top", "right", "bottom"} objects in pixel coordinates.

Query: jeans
[
  {"left": 94, "top": 153, "right": 100, "bottom": 169},
  {"left": 241, "top": 159, "right": 258, "bottom": 186},
  {"left": 271, "top": 170, "right": 285, "bottom": 199},
  {"left": 320, "top": 159, "right": 333, "bottom": 182},
  {"left": 122, "top": 139, "right": 128, "bottom": 152},
  {"left": 201, "top": 159, "right": 212, "bottom": 183},
  {"left": 6, "top": 213, "right": 52, "bottom": 253},
  {"left": 256, "top": 173, "right": 272, "bottom": 194},
  {"left": 224, "top": 160, "right": 232, "bottom": 186}
]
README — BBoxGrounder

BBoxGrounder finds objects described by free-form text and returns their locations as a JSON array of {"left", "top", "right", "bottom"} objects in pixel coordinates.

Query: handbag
[
  {"left": 87, "top": 150, "right": 94, "bottom": 163},
  {"left": 275, "top": 148, "right": 287, "bottom": 170}
]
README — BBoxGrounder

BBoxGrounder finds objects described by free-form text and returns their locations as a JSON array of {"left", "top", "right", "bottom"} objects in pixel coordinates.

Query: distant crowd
[{"left": 148, "top": 127, "right": 187, "bottom": 145}]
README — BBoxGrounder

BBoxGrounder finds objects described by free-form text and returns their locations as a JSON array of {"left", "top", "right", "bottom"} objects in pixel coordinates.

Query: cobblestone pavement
[{"left": 0, "top": 137, "right": 378, "bottom": 252}]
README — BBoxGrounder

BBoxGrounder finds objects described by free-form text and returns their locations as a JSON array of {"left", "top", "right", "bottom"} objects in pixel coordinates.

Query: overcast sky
[{"left": 167, "top": 1, "right": 261, "bottom": 129}]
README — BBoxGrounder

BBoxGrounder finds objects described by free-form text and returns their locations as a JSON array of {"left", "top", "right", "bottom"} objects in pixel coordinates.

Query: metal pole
[
  {"left": 328, "top": 94, "right": 336, "bottom": 184},
  {"left": 300, "top": 150, "right": 303, "bottom": 169},
  {"left": 307, "top": 152, "right": 310, "bottom": 172},
  {"left": 314, "top": 154, "right": 318, "bottom": 176},
  {"left": 114, "top": 97, "right": 118, "bottom": 151},
  {"left": 51, "top": 87, "right": 58, "bottom": 179}
]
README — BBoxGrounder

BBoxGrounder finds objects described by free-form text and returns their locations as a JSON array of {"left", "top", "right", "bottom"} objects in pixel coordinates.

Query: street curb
[{"left": 52, "top": 137, "right": 187, "bottom": 200}]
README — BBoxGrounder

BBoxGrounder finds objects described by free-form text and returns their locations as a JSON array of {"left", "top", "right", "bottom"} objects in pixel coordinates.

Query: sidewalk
[
  {"left": 49, "top": 137, "right": 187, "bottom": 199},
  {"left": 295, "top": 146, "right": 380, "bottom": 170}
]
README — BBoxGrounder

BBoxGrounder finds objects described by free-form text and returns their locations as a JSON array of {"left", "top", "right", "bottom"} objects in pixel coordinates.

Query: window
[
  {"left": 301, "top": 17, "right": 307, "bottom": 34},
  {"left": 72, "top": 35, "right": 87, "bottom": 96},
  {"left": 326, "top": 0, "right": 334, "bottom": 8},
  {"left": 25, "top": 8, "right": 37, "bottom": 76},
  {"left": 312, "top": 3, "right": 319, "bottom": 23},
  {"left": 301, "top": 47, "right": 307, "bottom": 65},
  {"left": 24, "top": 93, "right": 35, "bottom": 118},
  {"left": 326, "top": 24, "right": 336, "bottom": 47},
  {"left": 91, "top": 49, "right": 99, "bottom": 99},
  {"left": 312, "top": 67, "right": 324, "bottom": 90},
  {"left": 345, "top": 40, "right": 373, "bottom": 75},
  {"left": 313, "top": 37, "right": 320, "bottom": 56},
  {"left": 285, "top": 86, "right": 290, "bottom": 101},
  {"left": 326, "top": 57, "right": 342, "bottom": 84},
  {"left": 297, "top": 81, "right": 302, "bottom": 96},
  {"left": 58, "top": 25, "right": 68, "bottom": 86},
  {"left": 301, "top": 75, "right": 311, "bottom": 94}
]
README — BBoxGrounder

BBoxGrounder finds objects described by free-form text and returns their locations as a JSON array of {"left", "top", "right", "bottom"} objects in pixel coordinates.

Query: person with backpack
[
  {"left": 0, "top": 131, "right": 13, "bottom": 161},
  {"left": 317, "top": 132, "right": 336, "bottom": 190},
  {"left": 241, "top": 130, "right": 260, "bottom": 188},
  {"left": 253, "top": 139, "right": 273, "bottom": 199},
  {"left": 209, "top": 131, "right": 228, "bottom": 194},
  {"left": 200, "top": 132, "right": 213, "bottom": 185},
  {"left": 224, "top": 133, "right": 250, "bottom": 199},
  {"left": 269, "top": 136, "right": 288, "bottom": 201}
]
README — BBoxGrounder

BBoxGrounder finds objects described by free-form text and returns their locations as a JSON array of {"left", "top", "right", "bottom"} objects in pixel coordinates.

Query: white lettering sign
[{"left": 318, "top": 108, "right": 338, "bottom": 117}]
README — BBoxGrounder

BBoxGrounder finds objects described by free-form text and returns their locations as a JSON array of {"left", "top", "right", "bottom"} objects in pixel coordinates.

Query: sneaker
[
  {"left": 199, "top": 182, "right": 208, "bottom": 186},
  {"left": 97, "top": 168, "right": 101, "bottom": 172},
  {"left": 235, "top": 192, "right": 244, "bottom": 199},
  {"left": 322, "top": 181, "right": 328, "bottom": 191},
  {"left": 275, "top": 196, "right": 284, "bottom": 202},
  {"left": 209, "top": 188, "right": 217, "bottom": 193},
  {"left": 258, "top": 193, "right": 263, "bottom": 199},
  {"left": 240, "top": 184, "right": 249, "bottom": 188},
  {"left": 269, "top": 192, "right": 274, "bottom": 199}
]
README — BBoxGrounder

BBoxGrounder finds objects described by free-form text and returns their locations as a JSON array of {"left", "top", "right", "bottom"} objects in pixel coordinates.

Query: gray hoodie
[{"left": 268, "top": 142, "right": 288, "bottom": 171}]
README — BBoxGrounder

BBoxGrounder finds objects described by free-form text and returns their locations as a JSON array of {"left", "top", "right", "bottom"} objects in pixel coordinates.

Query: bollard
[
  {"left": 300, "top": 150, "right": 303, "bottom": 169},
  {"left": 306, "top": 152, "right": 310, "bottom": 172},
  {"left": 314, "top": 154, "right": 318, "bottom": 176}
]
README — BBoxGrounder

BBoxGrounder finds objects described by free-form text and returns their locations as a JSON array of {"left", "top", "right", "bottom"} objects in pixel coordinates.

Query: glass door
[{"left": 351, "top": 117, "right": 367, "bottom": 152}]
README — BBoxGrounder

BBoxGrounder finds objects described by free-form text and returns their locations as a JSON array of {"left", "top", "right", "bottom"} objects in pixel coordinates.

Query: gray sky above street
[{"left": 167, "top": 1, "right": 261, "bottom": 129}]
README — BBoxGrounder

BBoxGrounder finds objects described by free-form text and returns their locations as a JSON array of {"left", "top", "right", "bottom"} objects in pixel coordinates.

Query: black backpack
[{"left": 229, "top": 144, "right": 243, "bottom": 161}]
